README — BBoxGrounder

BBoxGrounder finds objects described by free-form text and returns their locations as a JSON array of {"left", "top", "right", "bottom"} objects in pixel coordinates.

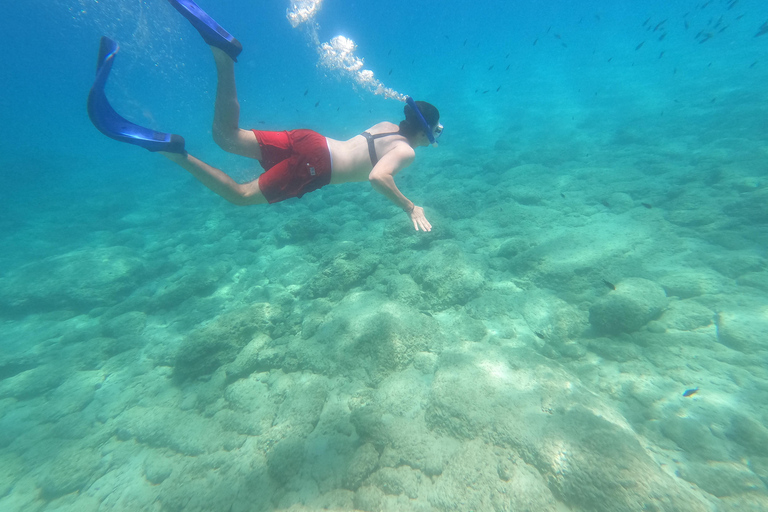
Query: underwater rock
[
  {"left": 384, "top": 272, "right": 423, "bottom": 307},
  {"left": 274, "top": 217, "right": 325, "bottom": 246},
  {"left": 658, "top": 300, "right": 715, "bottom": 331},
  {"left": 353, "top": 485, "right": 387, "bottom": 511},
  {"left": 588, "top": 278, "right": 667, "bottom": 334},
  {"left": 429, "top": 440, "right": 559, "bottom": 512},
  {"left": 38, "top": 445, "right": 103, "bottom": 500},
  {"left": 365, "top": 466, "right": 423, "bottom": 499},
  {"left": 304, "top": 247, "right": 379, "bottom": 300},
  {"left": 271, "top": 371, "right": 329, "bottom": 437},
  {"left": 496, "top": 237, "right": 533, "bottom": 259},
  {"left": 705, "top": 251, "right": 765, "bottom": 279},
  {"left": 152, "top": 261, "right": 231, "bottom": 310},
  {"left": 736, "top": 271, "right": 768, "bottom": 293},
  {"left": 660, "top": 269, "right": 725, "bottom": 298},
  {"left": 0, "top": 246, "right": 146, "bottom": 316},
  {"left": 677, "top": 461, "right": 765, "bottom": 498},
  {"left": 0, "top": 364, "right": 67, "bottom": 401},
  {"left": 343, "top": 443, "right": 380, "bottom": 490},
  {"left": 311, "top": 292, "right": 446, "bottom": 383},
  {"left": 716, "top": 309, "right": 768, "bottom": 353},
  {"left": 411, "top": 244, "right": 484, "bottom": 310},
  {"left": 102, "top": 311, "right": 147, "bottom": 338},
  {"left": 606, "top": 192, "right": 634, "bottom": 213},
  {"left": 659, "top": 415, "right": 731, "bottom": 461},
  {"left": 586, "top": 337, "right": 641, "bottom": 362},
  {"left": 726, "top": 413, "right": 768, "bottom": 456},
  {"left": 143, "top": 453, "right": 174, "bottom": 484},
  {"left": 425, "top": 343, "right": 709, "bottom": 511},
  {"left": 302, "top": 489, "right": 355, "bottom": 510},
  {"left": 174, "top": 303, "right": 277, "bottom": 381},
  {"left": 267, "top": 436, "right": 306, "bottom": 484},
  {"left": 224, "top": 334, "right": 271, "bottom": 381},
  {"left": 522, "top": 290, "right": 588, "bottom": 343},
  {"left": 116, "top": 405, "right": 240, "bottom": 456}
]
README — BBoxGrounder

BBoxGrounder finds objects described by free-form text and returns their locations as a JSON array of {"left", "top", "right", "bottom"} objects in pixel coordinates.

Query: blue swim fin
[
  {"left": 168, "top": 0, "right": 242, "bottom": 61},
  {"left": 87, "top": 37, "right": 186, "bottom": 154}
]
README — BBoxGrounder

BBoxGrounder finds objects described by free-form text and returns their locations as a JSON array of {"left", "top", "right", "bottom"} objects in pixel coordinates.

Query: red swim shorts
[{"left": 252, "top": 129, "right": 332, "bottom": 203}]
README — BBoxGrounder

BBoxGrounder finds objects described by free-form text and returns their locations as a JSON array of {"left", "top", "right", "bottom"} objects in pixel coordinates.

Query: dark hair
[{"left": 398, "top": 101, "right": 440, "bottom": 142}]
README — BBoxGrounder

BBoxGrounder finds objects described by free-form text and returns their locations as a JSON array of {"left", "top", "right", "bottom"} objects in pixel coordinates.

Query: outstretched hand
[{"left": 408, "top": 206, "right": 432, "bottom": 232}]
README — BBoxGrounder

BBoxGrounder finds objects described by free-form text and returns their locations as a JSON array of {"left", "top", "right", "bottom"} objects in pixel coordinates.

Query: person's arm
[{"left": 368, "top": 146, "right": 432, "bottom": 232}]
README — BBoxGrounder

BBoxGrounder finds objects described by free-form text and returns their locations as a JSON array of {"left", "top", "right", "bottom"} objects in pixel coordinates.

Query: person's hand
[{"left": 408, "top": 205, "right": 432, "bottom": 232}]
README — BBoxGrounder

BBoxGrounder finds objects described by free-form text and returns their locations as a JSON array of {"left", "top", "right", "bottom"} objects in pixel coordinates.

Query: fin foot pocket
[
  {"left": 168, "top": 0, "right": 242, "bottom": 61},
  {"left": 87, "top": 36, "right": 186, "bottom": 154}
]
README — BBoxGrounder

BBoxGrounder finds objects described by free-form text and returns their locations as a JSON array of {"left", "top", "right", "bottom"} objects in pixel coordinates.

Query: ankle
[{"left": 211, "top": 46, "right": 235, "bottom": 64}]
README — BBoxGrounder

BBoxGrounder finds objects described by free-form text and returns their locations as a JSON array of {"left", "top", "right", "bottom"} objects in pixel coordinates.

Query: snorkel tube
[{"left": 405, "top": 96, "right": 438, "bottom": 146}]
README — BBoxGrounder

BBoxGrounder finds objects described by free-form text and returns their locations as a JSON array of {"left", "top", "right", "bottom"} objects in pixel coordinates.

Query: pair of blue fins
[{"left": 87, "top": 0, "right": 243, "bottom": 154}]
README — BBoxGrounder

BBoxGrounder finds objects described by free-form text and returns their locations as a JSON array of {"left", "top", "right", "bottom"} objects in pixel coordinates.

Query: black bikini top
[{"left": 361, "top": 131, "right": 400, "bottom": 167}]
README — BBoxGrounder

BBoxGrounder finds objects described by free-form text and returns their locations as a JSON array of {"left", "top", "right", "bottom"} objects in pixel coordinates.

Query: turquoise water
[{"left": 2, "top": 0, "right": 768, "bottom": 510}]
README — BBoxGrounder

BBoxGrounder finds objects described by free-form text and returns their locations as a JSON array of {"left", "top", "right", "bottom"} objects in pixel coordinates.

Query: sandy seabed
[{"left": 1, "top": 122, "right": 767, "bottom": 512}]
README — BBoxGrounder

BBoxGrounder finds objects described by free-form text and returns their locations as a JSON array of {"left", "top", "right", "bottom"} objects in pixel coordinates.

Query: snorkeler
[{"left": 87, "top": 0, "right": 441, "bottom": 232}]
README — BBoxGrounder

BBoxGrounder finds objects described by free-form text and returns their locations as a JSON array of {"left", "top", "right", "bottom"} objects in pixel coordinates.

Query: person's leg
[
  {"left": 210, "top": 47, "right": 261, "bottom": 159},
  {"left": 161, "top": 151, "right": 267, "bottom": 205}
]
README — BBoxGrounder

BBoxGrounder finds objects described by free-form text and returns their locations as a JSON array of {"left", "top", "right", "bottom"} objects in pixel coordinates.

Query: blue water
[{"left": 2, "top": 0, "right": 768, "bottom": 510}]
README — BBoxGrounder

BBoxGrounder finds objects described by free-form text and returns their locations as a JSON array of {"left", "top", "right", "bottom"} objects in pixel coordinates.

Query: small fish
[
  {"left": 685, "top": 20, "right": 690, "bottom": 30},
  {"left": 658, "top": 32, "right": 667, "bottom": 41},
  {"left": 258, "top": 120, "right": 266, "bottom": 124},
  {"left": 461, "top": 63, "right": 465, "bottom": 70},
  {"left": 488, "top": 65, "right": 494, "bottom": 71},
  {"left": 757, "top": 21, "right": 768, "bottom": 38},
  {"left": 560, "top": 193, "right": 566, "bottom": 198},
  {"left": 683, "top": 387, "right": 699, "bottom": 397},
  {"left": 482, "top": 89, "right": 489, "bottom": 94},
  {"left": 388, "top": 68, "right": 393, "bottom": 75},
  {"left": 534, "top": 331, "right": 546, "bottom": 340},
  {"left": 304, "top": 89, "right": 309, "bottom": 96},
  {"left": 635, "top": 41, "right": 645, "bottom": 50},
  {"left": 653, "top": 19, "right": 667, "bottom": 31},
  {"left": 699, "top": 33, "right": 713, "bottom": 44},
  {"left": 463, "top": 39, "right": 467, "bottom": 46},
  {"left": 607, "top": 57, "right": 613, "bottom": 62},
  {"left": 336, "top": 107, "right": 339, "bottom": 111},
  {"left": 641, "top": 202, "right": 652, "bottom": 209},
  {"left": 496, "top": 86, "right": 501, "bottom": 92},
  {"left": 314, "top": 101, "right": 320, "bottom": 107},
  {"left": 659, "top": 51, "right": 665, "bottom": 59},
  {"left": 601, "top": 199, "right": 611, "bottom": 207},
  {"left": 603, "top": 279, "right": 616, "bottom": 290},
  {"left": 642, "top": 17, "right": 651, "bottom": 27},
  {"left": 505, "top": 64, "right": 510, "bottom": 71},
  {"left": 554, "top": 33, "right": 562, "bottom": 40},
  {"left": 749, "top": 61, "right": 757, "bottom": 68},
  {"left": 728, "top": 0, "right": 738, "bottom": 9},
  {"left": 701, "top": 0, "right": 711, "bottom": 9},
  {"left": 388, "top": 49, "right": 392, "bottom": 55},
  {"left": 533, "top": 38, "right": 538, "bottom": 45}
]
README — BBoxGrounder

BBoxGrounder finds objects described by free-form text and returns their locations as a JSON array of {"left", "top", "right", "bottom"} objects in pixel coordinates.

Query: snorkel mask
[{"left": 406, "top": 96, "right": 443, "bottom": 146}]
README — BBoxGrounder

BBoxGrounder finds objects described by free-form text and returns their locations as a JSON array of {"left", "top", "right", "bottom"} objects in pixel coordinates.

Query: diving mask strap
[{"left": 405, "top": 96, "right": 437, "bottom": 146}]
